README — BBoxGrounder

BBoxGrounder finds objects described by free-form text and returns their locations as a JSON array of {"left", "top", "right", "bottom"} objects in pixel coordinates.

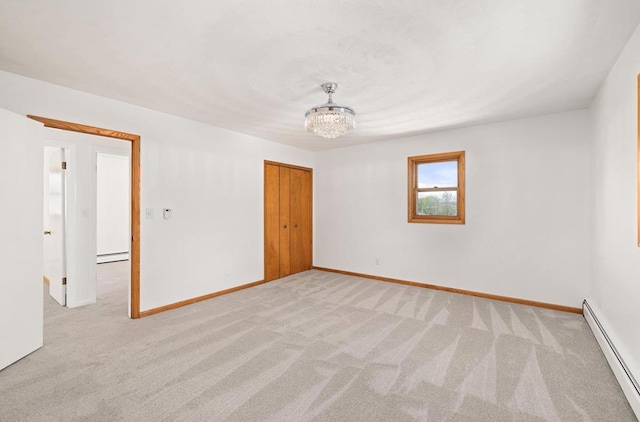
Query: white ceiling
[{"left": 1, "top": 1, "right": 639, "bottom": 151}]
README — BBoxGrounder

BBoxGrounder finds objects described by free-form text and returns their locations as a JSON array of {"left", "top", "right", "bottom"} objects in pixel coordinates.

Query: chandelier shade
[{"left": 305, "top": 82, "right": 355, "bottom": 139}]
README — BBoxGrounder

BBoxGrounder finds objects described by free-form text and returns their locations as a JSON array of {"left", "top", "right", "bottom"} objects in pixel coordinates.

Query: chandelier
[{"left": 305, "top": 82, "right": 355, "bottom": 139}]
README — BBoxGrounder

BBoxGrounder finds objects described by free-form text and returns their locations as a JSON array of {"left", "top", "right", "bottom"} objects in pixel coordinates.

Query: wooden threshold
[
  {"left": 138, "top": 279, "right": 267, "bottom": 318},
  {"left": 312, "top": 266, "right": 583, "bottom": 314}
]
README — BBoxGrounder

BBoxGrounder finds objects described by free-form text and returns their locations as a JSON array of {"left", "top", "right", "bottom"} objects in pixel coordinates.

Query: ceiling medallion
[{"left": 304, "top": 82, "right": 355, "bottom": 139}]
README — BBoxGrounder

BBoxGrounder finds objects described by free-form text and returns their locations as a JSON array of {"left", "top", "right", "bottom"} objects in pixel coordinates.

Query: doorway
[
  {"left": 96, "top": 150, "right": 131, "bottom": 304},
  {"left": 29, "top": 115, "right": 142, "bottom": 318},
  {"left": 96, "top": 152, "right": 130, "bottom": 265}
]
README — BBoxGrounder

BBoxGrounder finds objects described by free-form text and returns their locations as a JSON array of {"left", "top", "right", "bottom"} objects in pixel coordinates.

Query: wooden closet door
[
  {"left": 278, "top": 166, "right": 291, "bottom": 278},
  {"left": 264, "top": 161, "right": 312, "bottom": 282},
  {"left": 264, "top": 164, "right": 280, "bottom": 282},
  {"left": 290, "top": 168, "right": 312, "bottom": 273}
]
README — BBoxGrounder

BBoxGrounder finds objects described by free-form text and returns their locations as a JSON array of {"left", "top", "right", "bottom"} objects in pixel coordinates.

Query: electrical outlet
[{"left": 375, "top": 258, "right": 381, "bottom": 266}]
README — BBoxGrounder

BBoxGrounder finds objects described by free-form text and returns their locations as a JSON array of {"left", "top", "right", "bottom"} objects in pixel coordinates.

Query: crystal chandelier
[{"left": 305, "top": 82, "right": 355, "bottom": 139}]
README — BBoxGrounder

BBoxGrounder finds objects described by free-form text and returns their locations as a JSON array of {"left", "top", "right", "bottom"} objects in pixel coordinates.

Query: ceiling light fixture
[{"left": 305, "top": 82, "right": 355, "bottom": 139}]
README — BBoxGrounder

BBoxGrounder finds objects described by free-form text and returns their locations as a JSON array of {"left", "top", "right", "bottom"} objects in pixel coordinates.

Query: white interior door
[
  {"left": 0, "top": 108, "right": 44, "bottom": 370},
  {"left": 43, "top": 147, "right": 67, "bottom": 306}
]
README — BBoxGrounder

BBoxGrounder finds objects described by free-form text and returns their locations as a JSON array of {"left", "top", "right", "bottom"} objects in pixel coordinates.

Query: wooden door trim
[
  {"left": 264, "top": 160, "right": 313, "bottom": 172},
  {"left": 27, "top": 115, "right": 142, "bottom": 319},
  {"left": 264, "top": 161, "right": 313, "bottom": 281}
]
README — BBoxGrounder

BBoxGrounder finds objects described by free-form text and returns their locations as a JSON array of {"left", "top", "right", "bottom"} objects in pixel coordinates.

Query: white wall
[
  {"left": 315, "top": 110, "right": 591, "bottom": 307},
  {"left": 0, "top": 108, "right": 43, "bottom": 369},
  {"left": 97, "top": 153, "right": 130, "bottom": 257},
  {"left": 589, "top": 23, "right": 640, "bottom": 392},
  {"left": 0, "top": 70, "right": 314, "bottom": 312}
]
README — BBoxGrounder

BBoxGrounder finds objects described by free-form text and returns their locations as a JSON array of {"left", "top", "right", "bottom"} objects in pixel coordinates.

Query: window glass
[
  {"left": 417, "top": 161, "right": 458, "bottom": 188},
  {"left": 416, "top": 191, "right": 457, "bottom": 216}
]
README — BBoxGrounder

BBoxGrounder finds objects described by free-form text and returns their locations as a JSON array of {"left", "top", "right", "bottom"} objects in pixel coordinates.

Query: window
[{"left": 408, "top": 151, "right": 465, "bottom": 224}]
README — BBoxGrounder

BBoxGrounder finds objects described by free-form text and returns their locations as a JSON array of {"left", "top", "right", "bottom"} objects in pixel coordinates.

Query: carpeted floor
[{"left": 0, "top": 265, "right": 636, "bottom": 421}]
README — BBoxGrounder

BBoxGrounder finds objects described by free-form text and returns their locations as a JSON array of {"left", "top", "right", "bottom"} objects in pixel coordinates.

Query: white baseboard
[
  {"left": 583, "top": 299, "right": 640, "bottom": 418},
  {"left": 97, "top": 252, "right": 129, "bottom": 264}
]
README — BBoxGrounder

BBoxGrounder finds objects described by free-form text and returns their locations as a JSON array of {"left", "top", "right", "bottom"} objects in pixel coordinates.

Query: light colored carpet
[{"left": 0, "top": 264, "right": 635, "bottom": 421}]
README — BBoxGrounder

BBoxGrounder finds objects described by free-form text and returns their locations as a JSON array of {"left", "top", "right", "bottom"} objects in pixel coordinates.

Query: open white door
[
  {"left": 43, "top": 147, "right": 67, "bottom": 306},
  {"left": 0, "top": 108, "right": 44, "bottom": 370}
]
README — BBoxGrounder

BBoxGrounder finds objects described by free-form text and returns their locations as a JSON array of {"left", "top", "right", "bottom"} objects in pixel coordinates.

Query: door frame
[
  {"left": 28, "top": 115, "right": 142, "bottom": 319},
  {"left": 263, "top": 160, "right": 313, "bottom": 281}
]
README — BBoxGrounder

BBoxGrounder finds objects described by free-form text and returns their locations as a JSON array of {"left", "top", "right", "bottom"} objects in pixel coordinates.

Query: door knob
[{"left": 43, "top": 230, "right": 51, "bottom": 235}]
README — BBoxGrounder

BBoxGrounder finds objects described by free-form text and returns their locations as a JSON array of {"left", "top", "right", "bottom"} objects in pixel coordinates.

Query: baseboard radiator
[
  {"left": 583, "top": 299, "right": 640, "bottom": 417},
  {"left": 97, "top": 252, "right": 129, "bottom": 264}
]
